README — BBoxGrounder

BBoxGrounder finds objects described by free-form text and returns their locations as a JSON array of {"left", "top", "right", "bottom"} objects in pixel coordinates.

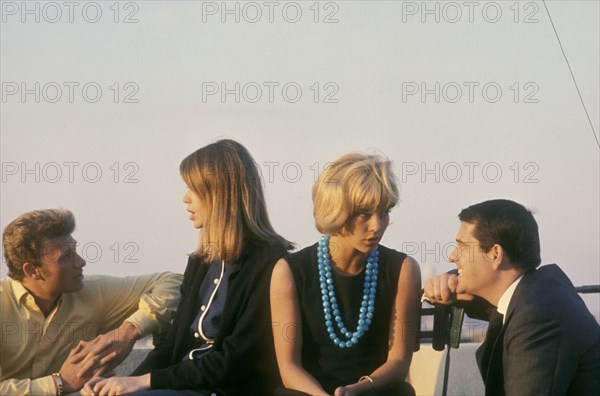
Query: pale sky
[{"left": 1, "top": 0, "right": 599, "bottom": 318}]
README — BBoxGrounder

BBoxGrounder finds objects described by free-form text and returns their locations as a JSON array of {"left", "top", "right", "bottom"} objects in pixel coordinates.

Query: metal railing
[{"left": 576, "top": 285, "right": 600, "bottom": 294}]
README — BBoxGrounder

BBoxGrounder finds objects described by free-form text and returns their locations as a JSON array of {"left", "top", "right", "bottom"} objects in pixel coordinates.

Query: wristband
[{"left": 51, "top": 373, "right": 64, "bottom": 396}]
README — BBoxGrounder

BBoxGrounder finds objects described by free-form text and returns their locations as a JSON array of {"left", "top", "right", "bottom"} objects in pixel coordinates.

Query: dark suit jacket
[
  {"left": 132, "top": 241, "right": 288, "bottom": 396},
  {"left": 471, "top": 264, "right": 600, "bottom": 396}
]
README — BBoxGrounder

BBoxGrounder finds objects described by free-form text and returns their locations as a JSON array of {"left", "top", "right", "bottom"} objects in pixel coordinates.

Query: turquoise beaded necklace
[{"left": 317, "top": 235, "right": 379, "bottom": 348}]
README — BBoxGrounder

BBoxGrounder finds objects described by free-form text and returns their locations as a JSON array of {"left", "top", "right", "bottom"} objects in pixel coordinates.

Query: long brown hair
[{"left": 180, "top": 139, "right": 293, "bottom": 261}]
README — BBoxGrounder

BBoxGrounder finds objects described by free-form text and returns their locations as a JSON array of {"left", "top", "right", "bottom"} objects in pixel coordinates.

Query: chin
[
  {"left": 66, "top": 284, "right": 84, "bottom": 293},
  {"left": 361, "top": 245, "right": 377, "bottom": 254}
]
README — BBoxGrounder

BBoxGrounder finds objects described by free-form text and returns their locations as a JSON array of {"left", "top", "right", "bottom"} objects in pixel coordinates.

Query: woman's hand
[
  {"left": 81, "top": 377, "right": 104, "bottom": 396},
  {"left": 81, "top": 374, "right": 150, "bottom": 396},
  {"left": 334, "top": 383, "right": 364, "bottom": 396}
]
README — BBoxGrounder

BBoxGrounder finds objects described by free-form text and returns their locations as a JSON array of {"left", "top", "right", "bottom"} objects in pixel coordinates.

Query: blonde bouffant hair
[
  {"left": 180, "top": 139, "right": 293, "bottom": 262},
  {"left": 312, "top": 152, "right": 399, "bottom": 235}
]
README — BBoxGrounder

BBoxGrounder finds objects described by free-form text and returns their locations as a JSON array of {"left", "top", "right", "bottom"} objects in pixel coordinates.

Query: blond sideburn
[
  {"left": 180, "top": 140, "right": 293, "bottom": 262},
  {"left": 312, "top": 152, "right": 399, "bottom": 235}
]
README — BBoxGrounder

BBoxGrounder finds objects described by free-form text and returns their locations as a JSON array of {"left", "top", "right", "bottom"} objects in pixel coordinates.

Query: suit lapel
[{"left": 481, "top": 269, "right": 537, "bottom": 396}]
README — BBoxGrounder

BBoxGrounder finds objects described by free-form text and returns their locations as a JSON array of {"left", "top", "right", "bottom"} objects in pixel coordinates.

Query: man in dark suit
[{"left": 423, "top": 199, "right": 600, "bottom": 395}]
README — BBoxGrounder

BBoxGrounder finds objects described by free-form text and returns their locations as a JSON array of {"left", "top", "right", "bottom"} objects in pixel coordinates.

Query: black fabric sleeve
[{"left": 131, "top": 260, "right": 196, "bottom": 375}]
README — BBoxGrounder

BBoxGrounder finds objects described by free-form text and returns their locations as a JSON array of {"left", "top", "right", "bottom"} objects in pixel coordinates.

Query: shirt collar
[
  {"left": 9, "top": 278, "right": 30, "bottom": 304},
  {"left": 497, "top": 274, "right": 524, "bottom": 324},
  {"left": 9, "top": 277, "right": 64, "bottom": 313}
]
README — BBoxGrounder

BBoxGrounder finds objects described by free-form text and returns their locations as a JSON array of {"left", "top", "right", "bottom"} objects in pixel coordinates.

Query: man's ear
[
  {"left": 22, "top": 262, "right": 43, "bottom": 280},
  {"left": 490, "top": 244, "right": 508, "bottom": 270}
]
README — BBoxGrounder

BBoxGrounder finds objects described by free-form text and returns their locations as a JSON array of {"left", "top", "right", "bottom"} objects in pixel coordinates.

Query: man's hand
[
  {"left": 58, "top": 338, "right": 115, "bottom": 393},
  {"left": 72, "top": 322, "right": 141, "bottom": 380},
  {"left": 82, "top": 374, "right": 150, "bottom": 396},
  {"left": 423, "top": 273, "right": 475, "bottom": 304}
]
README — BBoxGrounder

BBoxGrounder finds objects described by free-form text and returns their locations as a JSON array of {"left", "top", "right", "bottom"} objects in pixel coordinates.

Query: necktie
[{"left": 476, "top": 309, "right": 505, "bottom": 394}]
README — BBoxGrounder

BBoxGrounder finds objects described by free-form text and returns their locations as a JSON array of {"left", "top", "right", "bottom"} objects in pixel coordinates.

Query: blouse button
[
  {"left": 213, "top": 278, "right": 219, "bottom": 285},
  {"left": 201, "top": 305, "right": 206, "bottom": 311},
  {"left": 194, "top": 332, "right": 200, "bottom": 338}
]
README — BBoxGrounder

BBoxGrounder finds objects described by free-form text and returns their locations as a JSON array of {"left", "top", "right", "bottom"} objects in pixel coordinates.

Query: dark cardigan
[{"left": 132, "top": 241, "right": 288, "bottom": 395}]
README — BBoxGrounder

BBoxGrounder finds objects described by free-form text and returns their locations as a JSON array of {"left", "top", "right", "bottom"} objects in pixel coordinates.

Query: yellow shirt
[{"left": 0, "top": 273, "right": 182, "bottom": 396}]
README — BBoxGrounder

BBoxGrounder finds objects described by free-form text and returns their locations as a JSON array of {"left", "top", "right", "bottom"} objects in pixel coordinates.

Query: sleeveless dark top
[{"left": 287, "top": 243, "right": 407, "bottom": 394}]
